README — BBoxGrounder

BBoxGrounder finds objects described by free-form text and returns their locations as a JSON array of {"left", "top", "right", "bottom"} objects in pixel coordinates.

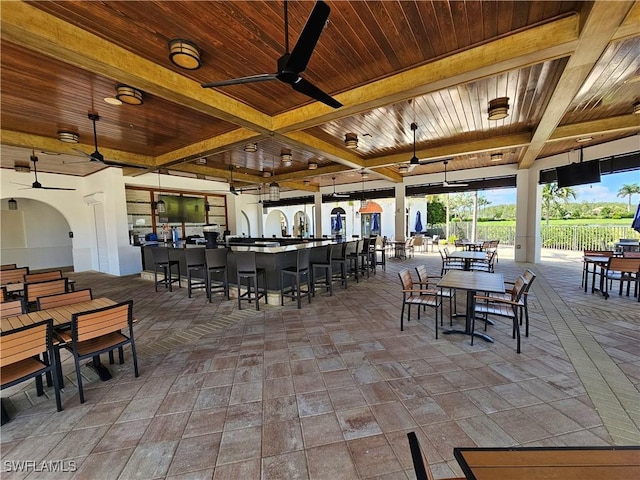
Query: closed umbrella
[
  {"left": 335, "top": 212, "right": 343, "bottom": 232},
  {"left": 415, "top": 211, "right": 423, "bottom": 233},
  {"left": 372, "top": 213, "right": 380, "bottom": 233}
]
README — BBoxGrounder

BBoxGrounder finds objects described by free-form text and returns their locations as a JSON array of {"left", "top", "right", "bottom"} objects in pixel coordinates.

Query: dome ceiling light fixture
[
  {"left": 488, "top": 97, "right": 510, "bottom": 120},
  {"left": 57, "top": 131, "right": 79, "bottom": 143},
  {"left": 344, "top": 133, "right": 358, "bottom": 149},
  {"left": 490, "top": 152, "right": 504, "bottom": 162},
  {"left": 115, "top": 84, "right": 144, "bottom": 105},
  {"left": 244, "top": 143, "right": 258, "bottom": 153},
  {"left": 308, "top": 161, "right": 318, "bottom": 170},
  {"left": 280, "top": 148, "right": 292, "bottom": 166},
  {"left": 168, "top": 39, "right": 202, "bottom": 70},
  {"left": 633, "top": 102, "right": 640, "bottom": 114},
  {"left": 262, "top": 171, "right": 272, "bottom": 178},
  {"left": 398, "top": 165, "right": 409, "bottom": 174}
]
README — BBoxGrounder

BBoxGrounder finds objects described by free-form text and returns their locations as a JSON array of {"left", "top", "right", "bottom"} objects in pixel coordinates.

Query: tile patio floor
[{"left": 1, "top": 248, "right": 639, "bottom": 479}]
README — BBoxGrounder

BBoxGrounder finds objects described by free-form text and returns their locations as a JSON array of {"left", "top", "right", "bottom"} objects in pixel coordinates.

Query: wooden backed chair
[
  {"left": 36, "top": 289, "right": 93, "bottom": 310},
  {"left": 24, "top": 270, "right": 63, "bottom": 283},
  {"left": 0, "top": 267, "right": 29, "bottom": 286},
  {"left": 24, "top": 278, "right": 69, "bottom": 306},
  {"left": 1, "top": 264, "right": 17, "bottom": 271},
  {"left": 489, "top": 269, "right": 537, "bottom": 336},
  {"left": 470, "top": 250, "right": 497, "bottom": 273},
  {"left": 474, "top": 276, "right": 528, "bottom": 353},
  {"left": 440, "top": 248, "right": 464, "bottom": 275},
  {"left": 415, "top": 265, "right": 456, "bottom": 325},
  {"left": 1, "top": 298, "right": 27, "bottom": 318},
  {"left": 398, "top": 269, "right": 441, "bottom": 335},
  {"left": 60, "top": 300, "right": 138, "bottom": 403},
  {"left": 1, "top": 319, "right": 63, "bottom": 423},
  {"left": 603, "top": 257, "right": 640, "bottom": 301}
]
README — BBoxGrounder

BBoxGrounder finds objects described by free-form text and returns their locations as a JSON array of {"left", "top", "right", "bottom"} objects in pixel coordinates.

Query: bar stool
[
  {"left": 184, "top": 248, "right": 207, "bottom": 298},
  {"left": 331, "top": 241, "right": 349, "bottom": 289},
  {"left": 235, "top": 251, "right": 266, "bottom": 311},
  {"left": 281, "top": 248, "right": 312, "bottom": 309},
  {"left": 310, "top": 244, "right": 334, "bottom": 296},
  {"left": 346, "top": 240, "right": 361, "bottom": 283},
  {"left": 205, "top": 248, "right": 229, "bottom": 301},
  {"left": 356, "top": 237, "right": 372, "bottom": 279},
  {"left": 151, "top": 247, "right": 181, "bottom": 292}
]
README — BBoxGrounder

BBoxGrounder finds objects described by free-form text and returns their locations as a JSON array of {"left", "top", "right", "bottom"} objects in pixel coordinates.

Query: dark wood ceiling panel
[{"left": 539, "top": 132, "right": 639, "bottom": 160}]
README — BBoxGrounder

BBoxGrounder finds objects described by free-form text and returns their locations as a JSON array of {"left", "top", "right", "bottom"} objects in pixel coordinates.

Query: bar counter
[{"left": 140, "top": 240, "right": 347, "bottom": 304}]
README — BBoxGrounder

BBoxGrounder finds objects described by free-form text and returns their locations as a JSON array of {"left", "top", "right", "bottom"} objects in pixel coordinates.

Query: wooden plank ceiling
[{"left": 1, "top": 1, "right": 638, "bottom": 193}]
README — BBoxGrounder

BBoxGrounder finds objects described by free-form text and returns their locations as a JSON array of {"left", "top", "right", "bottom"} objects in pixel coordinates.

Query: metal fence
[{"left": 430, "top": 222, "right": 639, "bottom": 251}]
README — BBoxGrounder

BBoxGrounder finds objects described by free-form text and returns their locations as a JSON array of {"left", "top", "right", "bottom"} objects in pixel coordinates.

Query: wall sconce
[
  {"left": 57, "top": 131, "right": 79, "bottom": 143},
  {"left": 280, "top": 148, "right": 292, "bottom": 166},
  {"left": 488, "top": 97, "right": 510, "bottom": 120},
  {"left": 168, "top": 39, "right": 201, "bottom": 70},
  {"left": 244, "top": 143, "right": 258, "bottom": 153},
  {"left": 115, "top": 84, "right": 144, "bottom": 105},
  {"left": 344, "top": 132, "right": 358, "bottom": 149},
  {"left": 308, "top": 161, "right": 318, "bottom": 170},
  {"left": 269, "top": 182, "right": 280, "bottom": 201},
  {"left": 8, "top": 198, "right": 18, "bottom": 210}
]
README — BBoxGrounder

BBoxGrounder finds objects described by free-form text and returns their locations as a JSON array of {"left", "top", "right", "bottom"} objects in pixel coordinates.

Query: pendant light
[
  {"left": 269, "top": 156, "right": 280, "bottom": 201},
  {"left": 156, "top": 172, "right": 166, "bottom": 213},
  {"left": 8, "top": 198, "right": 18, "bottom": 210},
  {"left": 358, "top": 171, "right": 369, "bottom": 212}
]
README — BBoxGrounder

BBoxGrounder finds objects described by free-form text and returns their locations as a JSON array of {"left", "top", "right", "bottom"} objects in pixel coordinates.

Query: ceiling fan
[
  {"left": 205, "top": 166, "right": 260, "bottom": 196},
  {"left": 330, "top": 177, "right": 349, "bottom": 198},
  {"left": 12, "top": 152, "right": 76, "bottom": 191},
  {"left": 441, "top": 159, "right": 468, "bottom": 188},
  {"left": 201, "top": 1, "right": 342, "bottom": 109},
  {"left": 403, "top": 123, "right": 451, "bottom": 172}
]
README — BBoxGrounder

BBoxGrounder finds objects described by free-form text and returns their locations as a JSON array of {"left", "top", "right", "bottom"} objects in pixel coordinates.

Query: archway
[
  {"left": 293, "top": 211, "right": 311, "bottom": 237},
  {"left": 1, "top": 197, "right": 73, "bottom": 270},
  {"left": 264, "top": 210, "right": 288, "bottom": 237},
  {"left": 330, "top": 207, "right": 346, "bottom": 239},
  {"left": 359, "top": 201, "right": 383, "bottom": 237},
  {"left": 239, "top": 210, "right": 251, "bottom": 237}
]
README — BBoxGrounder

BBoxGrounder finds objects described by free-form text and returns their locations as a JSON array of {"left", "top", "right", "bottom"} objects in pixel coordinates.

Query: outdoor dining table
[
  {"left": 447, "top": 251, "right": 487, "bottom": 271},
  {"left": 453, "top": 445, "right": 640, "bottom": 480},
  {"left": 436, "top": 270, "right": 504, "bottom": 343},
  {"left": 389, "top": 240, "right": 408, "bottom": 259}
]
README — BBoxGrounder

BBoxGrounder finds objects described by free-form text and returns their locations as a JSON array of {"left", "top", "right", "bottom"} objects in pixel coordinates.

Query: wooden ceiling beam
[
  {"left": 519, "top": 1, "right": 636, "bottom": 169},
  {"left": 549, "top": 115, "right": 640, "bottom": 142},
  {"left": 279, "top": 181, "right": 319, "bottom": 193},
  {"left": 1, "top": 2, "right": 272, "bottom": 134},
  {"left": 0, "top": 130, "right": 155, "bottom": 167},
  {"left": 171, "top": 164, "right": 265, "bottom": 185},
  {"left": 613, "top": 2, "right": 640, "bottom": 40}
]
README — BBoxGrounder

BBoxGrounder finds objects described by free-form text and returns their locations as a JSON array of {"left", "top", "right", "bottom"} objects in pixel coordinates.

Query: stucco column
[
  {"left": 514, "top": 169, "right": 541, "bottom": 263},
  {"left": 314, "top": 192, "right": 322, "bottom": 238},
  {"left": 394, "top": 184, "right": 406, "bottom": 241}
]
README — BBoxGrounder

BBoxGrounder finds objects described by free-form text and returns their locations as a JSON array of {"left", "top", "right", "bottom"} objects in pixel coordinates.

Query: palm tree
[
  {"left": 542, "top": 183, "right": 576, "bottom": 226},
  {"left": 617, "top": 183, "right": 640, "bottom": 212}
]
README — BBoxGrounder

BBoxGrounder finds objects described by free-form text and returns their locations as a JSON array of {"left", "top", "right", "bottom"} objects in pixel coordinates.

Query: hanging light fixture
[
  {"left": 8, "top": 198, "right": 18, "bottom": 210},
  {"left": 280, "top": 148, "right": 292, "bottom": 166},
  {"left": 488, "top": 97, "right": 510, "bottom": 120},
  {"left": 269, "top": 181, "right": 280, "bottom": 201},
  {"left": 57, "top": 131, "right": 79, "bottom": 143},
  {"left": 156, "top": 172, "right": 166, "bottom": 213},
  {"left": 115, "top": 84, "right": 144, "bottom": 105},
  {"left": 358, "top": 171, "right": 369, "bottom": 212},
  {"left": 409, "top": 123, "right": 419, "bottom": 165},
  {"left": 308, "top": 161, "right": 318, "bottom": 170},
  {"left": 168, "top": 39, "right": 201, "bottom": 70},
  {"left": 244, "top": 143, "right": 258, "bottom": 153},
  {"left": 344, "top": 133, "right": 358, "bottom": 149}
]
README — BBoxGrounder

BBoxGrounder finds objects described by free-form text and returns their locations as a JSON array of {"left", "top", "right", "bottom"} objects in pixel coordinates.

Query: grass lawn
[{"left": 477, "top": 218, "right": 634, "bottom": 227}]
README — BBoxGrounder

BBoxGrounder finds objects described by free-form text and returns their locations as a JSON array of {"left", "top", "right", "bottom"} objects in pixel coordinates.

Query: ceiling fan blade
[
  {"left": 292, "top": 77, "right": 342, "bottom": 108},
  {"left": 202, "top": 73, "right": 278, "bottom": 88},
  {"left": 286, "top": 1, "right": 330, "bottom": 73},
  {"left": 11, "top": 182, "right": 32, "bottom": 187},
  {"left": 40, "top": 186, "right": 76, "bottom": 191}
]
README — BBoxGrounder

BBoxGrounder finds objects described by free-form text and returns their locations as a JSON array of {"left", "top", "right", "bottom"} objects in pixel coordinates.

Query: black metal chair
[
  {"left": 346, "top": 240, "right": 361, "bottom": 283},
  {"left": 281, "top": 248, "right": 312, "bottom": 309},
  {"left": 311, "top": 244, "right": 334, "bottom": 296},
  {"left": 184, "top": 248, "right": 207, "bottom": 298},
  {"left": 151, "top": 247, "right": 181, "bottom": 292},
  {"left": 235, "top": 251, "right": 266, "bottom": 311},
  {"left": 331, "top": 241, "right": 349, "bottom": 289},
  {"left": 205, "top": 248, "right": 230, "bottom": 301}
]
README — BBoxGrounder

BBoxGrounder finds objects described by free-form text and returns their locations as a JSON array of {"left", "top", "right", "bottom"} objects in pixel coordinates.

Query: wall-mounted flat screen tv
[
  {"left": 556, "top": 160, "right": 601, "bottom": 188},
  {"left": 159, "top": 195, "right": 205, "bottom": 223}
]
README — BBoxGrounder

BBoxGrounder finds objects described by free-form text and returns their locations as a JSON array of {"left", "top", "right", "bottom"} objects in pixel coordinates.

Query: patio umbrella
[
  {"left": 372, "top": 213, "right": 380, "bottom": 233},
  {"left": 415, "top": 211, "right": 423, "bottom": 233},
  {"left": 335, "top": 212, "right": 343, "bottom": 231},
  {"left": 331, "top": 217, "right": 336, "bottom": 232}
]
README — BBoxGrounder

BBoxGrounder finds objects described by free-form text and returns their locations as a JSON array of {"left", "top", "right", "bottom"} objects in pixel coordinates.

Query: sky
[{"left": 482, "top": 169, "right": 640, "bottom": 206}]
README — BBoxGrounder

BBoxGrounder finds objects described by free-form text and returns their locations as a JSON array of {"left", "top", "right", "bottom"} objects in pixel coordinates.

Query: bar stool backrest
[
  {"left": 151, "top": 247, "right": 171, "bottom": 264},
  {"left": 236, "top": 251, "right": 258, "bottom": 274},
  {"left": 185, "top": 248, "right": 206, "bottom": 267},
  {"left": 322, "top": 244, "right": 334, "bottom": 263},
  {"left": 332, "top": 242, "right": 348, "bottom": 260},
  {"left": 206, "top": 248, "right": 228, "bottom": 268},
  {"left": 296, "top": 248, "right": 310, "bottom": 271}
]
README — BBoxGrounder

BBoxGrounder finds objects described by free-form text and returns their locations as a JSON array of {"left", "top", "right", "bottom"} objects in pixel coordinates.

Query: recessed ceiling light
[
  {"left": 104, "top": 96, "right": 122, "bottom": 106},
  {"left": 576, "top": 136, "right": 592, "bottom": 143}
]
